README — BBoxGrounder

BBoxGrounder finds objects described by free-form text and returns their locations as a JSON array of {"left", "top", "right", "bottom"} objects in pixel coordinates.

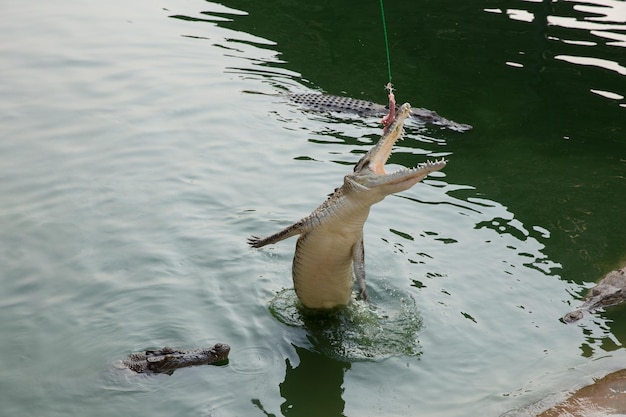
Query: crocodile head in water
[
  {"left": 348, "top": 103, "right": 446, "bottom": 203},
  {"left": 122, "top": 344, "right": 231, "bottom": 375},
  {"left": 563, "top": 266, "right": 626, "bottom": 323}
]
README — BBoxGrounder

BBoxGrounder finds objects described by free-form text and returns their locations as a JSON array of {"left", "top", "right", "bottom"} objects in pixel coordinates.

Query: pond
[{"left": 1, "top": 1, "right": 625, "bottom": 416}]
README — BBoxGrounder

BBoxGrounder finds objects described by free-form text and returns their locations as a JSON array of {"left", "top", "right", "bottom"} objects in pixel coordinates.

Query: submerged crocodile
[
  {"left": 563, "top": 265, "right": 626, "bottom": 323},
  {"left": 122, "top": 343, "right": 230, "bottom": 374},
  {"left": 289, "top": 93, "right": 472, "bottom": 132},
  {"left": 249, "top": 102, "right": 446, "bottom": 310}
]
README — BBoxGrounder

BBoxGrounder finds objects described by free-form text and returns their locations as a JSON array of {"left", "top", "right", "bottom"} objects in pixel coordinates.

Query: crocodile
[
  {"left": 122, "top": 343, "right": 230, "bottom": 374},
  {"left": 248, "top": 102, "right": 446, "bottom": 310},
  {"left": 563, "top": 265, "right": 626, "bottom": 323},
  {"left": 289, "top": 93, "right": 472, "bottom": 132}
]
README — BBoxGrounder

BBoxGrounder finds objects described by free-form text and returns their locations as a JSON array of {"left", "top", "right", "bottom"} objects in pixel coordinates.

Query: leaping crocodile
[
  {"left": 122, "top": 344, "right": 230, "bottom": 374},
  {"left": 289, "top": 93, "right": 472, "bottom": 132},
  {"left": 249, "top": 103, "right": 446, "bottom": 310}
]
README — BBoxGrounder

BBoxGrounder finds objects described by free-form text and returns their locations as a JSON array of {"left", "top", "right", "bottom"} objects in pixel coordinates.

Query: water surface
[{"left": 1, "top": 1, "right": 625, "bottom": 416}]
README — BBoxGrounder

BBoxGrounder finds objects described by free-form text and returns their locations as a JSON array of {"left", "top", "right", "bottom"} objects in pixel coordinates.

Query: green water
[{"left": 1, "top": 1, "right": 624, "bottom": 416}]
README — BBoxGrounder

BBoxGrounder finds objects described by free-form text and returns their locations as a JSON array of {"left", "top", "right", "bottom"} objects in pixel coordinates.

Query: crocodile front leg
[
  {"left": 353, "top": 234, "right": 368, "bottom": 301},
  {"left": 248, "top": 222, "right": 303, "bottom": 248}
]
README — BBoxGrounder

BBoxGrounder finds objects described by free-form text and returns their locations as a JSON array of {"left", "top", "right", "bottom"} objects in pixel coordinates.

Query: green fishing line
[{"left": 379, "top": 0, "right": 392, "bottom": 84}]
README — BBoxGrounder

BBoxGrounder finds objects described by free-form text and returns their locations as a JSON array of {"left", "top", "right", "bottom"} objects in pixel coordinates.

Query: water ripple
[
  {"left": 229, "top": 346, "right": 278, "bottom": 374},
  {"left": 269, "top": 287, "right": 422, "bottom": 362}
]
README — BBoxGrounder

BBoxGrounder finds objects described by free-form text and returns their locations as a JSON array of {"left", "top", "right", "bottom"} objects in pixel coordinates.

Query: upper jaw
[
  {"left": 352, "top": 102, "right": 446, "bottom": 190},
  {"left": 355, "top": 102, "right": 412, "bottom": 175}
]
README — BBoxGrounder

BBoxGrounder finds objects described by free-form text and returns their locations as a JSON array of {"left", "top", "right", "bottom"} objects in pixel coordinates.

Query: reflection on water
[
  {"left": 484, "top": 0, "right": 626, "bottom": 106},
  {"left": 279, "top": 345, "right": 349, "bottom": 417},
  {"left": 252, "top": 345, "right": 350, "bottom": 417},
  {"left": 554, "top": 53, "right": 626, "bottom": 75},
  {"left": 486, "top": 0, "right": 626, "bottom": 50}
]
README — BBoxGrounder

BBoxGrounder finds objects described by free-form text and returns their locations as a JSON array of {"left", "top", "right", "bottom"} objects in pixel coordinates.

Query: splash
[{"left": 269, "top": 286, "right": 422, "bottom": 361}]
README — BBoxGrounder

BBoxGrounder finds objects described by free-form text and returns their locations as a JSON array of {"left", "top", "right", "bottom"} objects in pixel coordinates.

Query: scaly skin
[
  {"left": 249, "top": 103, "right": 446, "bottom": 310},
  {"left": 122, "top": 344, "right": 230, "bottom": 374},
  {"left": 288, "top": 93, "right": 472, "bottom": 132}
]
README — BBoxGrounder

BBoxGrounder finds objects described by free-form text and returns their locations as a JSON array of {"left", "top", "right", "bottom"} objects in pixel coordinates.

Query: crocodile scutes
[{"left": 122, "top": 343, "right": 230, "bottom": 374}]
